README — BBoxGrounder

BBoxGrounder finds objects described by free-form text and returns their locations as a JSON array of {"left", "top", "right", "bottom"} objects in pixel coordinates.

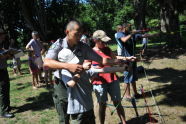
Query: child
[
  {"left": 28, "top": 50, "right": 39, "bottom": 89},
  {"left": 12, "top": 57, "right": 22, "bottom": 75},
  {"left": 42, "top": 44, "right": 52, "bottom": 87},
  {"left": 141, "top": 33, "right": 148, "bottom": 55}
]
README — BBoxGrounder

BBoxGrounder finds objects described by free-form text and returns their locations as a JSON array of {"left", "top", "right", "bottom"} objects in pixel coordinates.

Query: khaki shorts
[{"left": 93, "top": 80, "right": 121, "bottom": 103}]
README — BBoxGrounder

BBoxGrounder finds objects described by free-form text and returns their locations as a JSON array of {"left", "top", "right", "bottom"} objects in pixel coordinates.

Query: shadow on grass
[
  {"left": 181, "top": 115, "right": 186, "bottom": 122},
  {"left": 136, "top": 67, "right": 186, "bottom": 122},
  {"left": 9, "top": 74, "right": 30, "bottom": 81},
  {"left": 20, "top": 68, "right": 30, "bottom": 74},
  {"left": 148, "top": 68, "right": 186, "bottom": 84},
  {"left": 140, "top": 68, "right": 186, "bottom": 106},
  {"left": 16, "top": 83, "right": 24, "bottom": 86},
  {"left": 117, "top": 67, "right": 186, "bottom": 106},
  {"left": 13, "top": 90, "right": 53, "bottom": 113},
  {"left": 127, "top": 113, "right": 158, "bottom": 124},
  {"left": 9, "top": 68, "right": 30, "bottom": 81},
  {"left": 16, "top": 82, "right": 31, "bottom": 90},
  {"left": 21, "top": 59, "right": 28, "bottom": 64}
]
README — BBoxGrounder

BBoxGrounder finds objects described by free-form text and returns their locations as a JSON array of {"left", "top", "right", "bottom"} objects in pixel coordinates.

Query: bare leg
[
  {"left": 113, "top": 101, "right": 126, "bottom": 124},
  {"left": 38, "top": 69, "right": 43, "bottom": 83},
  {"left": 124, "top": 83, "right": 131, "bottom": 98},
  {"left": 13, "top": 68, "right": 17, "bottom": 75},
  {"left": 32, "top": 73, "right": 37, "bottom": 89},
  {"left": 141, "top": 49, "right": 145, "bottom": 55},
  {"left": 35, "top": 72, "right": 39, "bottom": 87},
  {"left": 49, "top": 70, "right": 52, "bottom": 84},
  {"left": 131, "top": 82, "right": 138, "bottom": 95},
  {"left": 99, "top": 103, "right": 107, "bottom": 124},
  {"left": 44, "top": 70, "right": 49, "bottom": 86},
  {"left": 17, "top": 66, "right": 22, "bottom": 75}
]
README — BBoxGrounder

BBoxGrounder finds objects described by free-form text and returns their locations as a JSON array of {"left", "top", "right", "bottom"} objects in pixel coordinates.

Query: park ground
[{"left": 0, "top": 43, "right": 186, "bottom": 124}]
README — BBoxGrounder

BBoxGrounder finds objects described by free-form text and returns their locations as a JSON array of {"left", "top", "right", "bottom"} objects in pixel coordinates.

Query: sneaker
[{"left": 0, "top": 113, "right": 14, "bottom": 118}]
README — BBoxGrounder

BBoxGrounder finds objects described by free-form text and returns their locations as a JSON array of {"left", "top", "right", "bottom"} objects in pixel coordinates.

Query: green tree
[
  {"left": 158, "top": 0, "right": 186, "bottom": 47},
  {"left": 133, "top": 0, "right": 147, "bottom": 29}
]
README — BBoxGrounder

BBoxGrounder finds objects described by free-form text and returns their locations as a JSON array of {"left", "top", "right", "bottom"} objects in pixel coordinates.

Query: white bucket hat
[{"left": 58, "top": 48, "right": 79, "bottom": 64}]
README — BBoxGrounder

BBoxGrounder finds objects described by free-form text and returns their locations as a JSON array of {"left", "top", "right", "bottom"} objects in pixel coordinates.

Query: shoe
[{"left": 0, "top": 113, "right": 14, "bottom": 118}]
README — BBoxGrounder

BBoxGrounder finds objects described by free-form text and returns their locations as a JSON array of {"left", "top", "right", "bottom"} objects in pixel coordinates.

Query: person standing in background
[
  {"left": 0, "top": 28, "right": 14, "bottom": 118},
  {"left": 10, "top": 38, "right": 22, "bottom": 75},
  {"left": 115, "top": 24, "right": 141, "bottom": 100},
  {"left": 26, "top": 31, "right": 44, "bottom": 83}
]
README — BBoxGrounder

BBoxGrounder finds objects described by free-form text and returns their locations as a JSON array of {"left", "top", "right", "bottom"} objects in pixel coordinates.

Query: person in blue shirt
[{"left": 115, "top": 24, "right": 141, "bottom": 100}]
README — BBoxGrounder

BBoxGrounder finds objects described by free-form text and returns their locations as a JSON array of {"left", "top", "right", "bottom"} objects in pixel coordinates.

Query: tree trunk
[
  {"left": 159, "top": 0, "right": 181, "bottom": 48},
  {"left": 133, "top": 0, "right": 147, "bottom": 29},
  {"left": 20, "top": 0, "right": 47, "bottom": 41}
]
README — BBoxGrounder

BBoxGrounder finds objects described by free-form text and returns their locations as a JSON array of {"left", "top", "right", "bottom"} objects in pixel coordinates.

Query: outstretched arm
[
  {"left": 91, "top": 65, "right": 128, "bottom": 73},
  {"left": 44, "top": 58, "right": 83, "bottom": 73}
]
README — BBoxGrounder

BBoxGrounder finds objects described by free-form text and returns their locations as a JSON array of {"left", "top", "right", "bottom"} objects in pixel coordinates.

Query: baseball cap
[
  {"left": 92, "top": 30, "right": 111, "bottom": 42},
  {"left": 58, "top": 48, "right": 79, "bottom": 64}
]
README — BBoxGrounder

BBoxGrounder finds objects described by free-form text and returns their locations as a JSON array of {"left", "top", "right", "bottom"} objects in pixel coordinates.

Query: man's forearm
[
  {"left": 121, "top": 34, "right": 132, "bottom": 43},
  {"left": 116, "top": 56, "right": 126, "bottom": 60},
  {"left": 44, "top": 58, "right": 83, "bottom": 73},
  {"left": 102, "top": 58, "right": 119, "bottom": 66},
  {"left": 91, "top": 66, "right": 126, "bottom": 73},
  {"left": 44, "top": 58, "right": 69, "bottom": 70},
  {"left": 103, "top": 66, "right": 126, "bottom": 73}
]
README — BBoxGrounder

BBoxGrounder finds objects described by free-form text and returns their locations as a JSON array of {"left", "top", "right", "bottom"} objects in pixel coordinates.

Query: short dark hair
[{"left": 66, "top": 20, "right": 82, "bottom": 31}]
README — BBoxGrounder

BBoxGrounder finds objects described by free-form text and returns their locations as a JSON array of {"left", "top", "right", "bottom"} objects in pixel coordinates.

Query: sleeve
[
  {"left": 61, "top": 69, "right": 73, "bottom": 85},
  {"left": 86, "top": 69, "right": 98, "bottom": 78},
  {"left": 45, "top": 39, "right": 63, "bottom": 60},
  {"left": 116, "top": 32, "right": 125, "bottom": 40},
  {"left": 61, "top": 75, "right": 72, "bottom": 85},
  {"left": 26, "top": 40, "right": 33, "bottom": 48},
  {"left": 83, "top": 44, "right": 102, "bottom": 63}
]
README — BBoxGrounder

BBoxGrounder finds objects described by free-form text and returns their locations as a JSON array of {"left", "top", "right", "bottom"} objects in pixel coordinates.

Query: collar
[
  {"left": 62, "top": 37, "right": 81, "bottom": 51},
  {"left": 62, "top": 37, "right": 68, "bottom": 48}
]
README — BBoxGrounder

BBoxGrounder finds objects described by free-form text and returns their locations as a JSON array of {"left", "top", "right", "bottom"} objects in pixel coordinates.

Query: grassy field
[{"left": 0, "top": 43, "right": 186, "bottom": 124}]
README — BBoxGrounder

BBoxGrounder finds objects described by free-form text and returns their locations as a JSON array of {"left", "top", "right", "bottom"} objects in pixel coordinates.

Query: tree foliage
[{"left": 0, "top": 0, "right": 185, "bottom": 48}]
